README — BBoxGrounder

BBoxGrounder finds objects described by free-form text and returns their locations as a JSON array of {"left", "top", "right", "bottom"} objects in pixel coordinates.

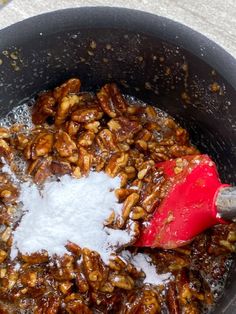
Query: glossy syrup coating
[{"left": 0, "top": 78, "right": 235, "bottom": 313}]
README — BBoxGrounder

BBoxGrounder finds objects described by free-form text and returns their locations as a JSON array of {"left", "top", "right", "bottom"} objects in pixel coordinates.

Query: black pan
[{"left": 0, "top": 7, "right": 235, "bottom": 313}]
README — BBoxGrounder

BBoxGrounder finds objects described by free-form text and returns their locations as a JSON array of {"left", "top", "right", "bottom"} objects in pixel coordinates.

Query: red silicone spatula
[{"left": 135, "top": 154, "right": 236, "bottom": 249}]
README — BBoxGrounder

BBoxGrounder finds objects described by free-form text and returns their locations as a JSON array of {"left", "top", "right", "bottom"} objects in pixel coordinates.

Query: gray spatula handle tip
[{"left": 216, "top": 187, "right": 236, "bottom": 222}]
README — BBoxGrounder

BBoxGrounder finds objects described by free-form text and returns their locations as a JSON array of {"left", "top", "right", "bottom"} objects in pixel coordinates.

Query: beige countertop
[{"left": 0, "top": 0, "right": 235, "bottom": 59}]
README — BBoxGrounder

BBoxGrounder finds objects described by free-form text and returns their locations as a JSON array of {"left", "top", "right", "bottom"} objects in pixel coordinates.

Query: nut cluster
[{"left": 0, "top": 78, "right": 236, "bottom": 313}]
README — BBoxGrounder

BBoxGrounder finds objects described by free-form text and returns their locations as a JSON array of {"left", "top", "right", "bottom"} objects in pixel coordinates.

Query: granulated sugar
[
  {"left": 11, "top": 172, "right": 135, "bottom": 263},
  {"left": 122, "top": 251, "right": 171, "bottom": 285}
]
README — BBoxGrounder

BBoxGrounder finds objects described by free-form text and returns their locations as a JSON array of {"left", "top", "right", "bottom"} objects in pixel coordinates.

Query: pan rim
[{"left": 0, "top": 6, "right": 236, "bottom": 89}]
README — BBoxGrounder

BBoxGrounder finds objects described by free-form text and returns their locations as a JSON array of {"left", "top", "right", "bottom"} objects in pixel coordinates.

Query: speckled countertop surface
[{"left": 0, "top": 0, "right": 235, "bottom": 58}]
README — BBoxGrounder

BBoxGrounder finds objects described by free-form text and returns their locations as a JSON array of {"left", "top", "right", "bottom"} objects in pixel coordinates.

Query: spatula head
[{"left": 135, "top": 155, "right": 227, "bottom": 249}]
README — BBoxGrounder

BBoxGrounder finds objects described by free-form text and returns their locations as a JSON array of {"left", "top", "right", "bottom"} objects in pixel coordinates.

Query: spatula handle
[{"left": 216, "top": 187, "right": 236, "bottom": 221}]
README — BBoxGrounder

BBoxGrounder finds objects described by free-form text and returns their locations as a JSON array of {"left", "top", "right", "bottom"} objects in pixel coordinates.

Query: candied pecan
[
  {"left": 14, "top": 133, "right": 29, "bottom": 150},
  {"left": 53, "top": 78, "right": 81, "bottom": 101},
  {"left": 55, "top": 94, "right": 80, "bottom": 126},
  {"left": 164, "top": 117, "right": 178, "bottom": 129},
  {"left": 1, "top": 226, "right": 11, "bottom": 242},
  {"left": 169, "top": 145, "right": 199, "bottom": 158},
  {"left": 175, "top": 269, "right": 204, "bottom": 313},
  {"left": 130, "top": 206, "right": 146, "bottom": 220},
  {"left": 0, "top": 305, "right": 8, "bottom": 314},
  {"left": 99, "top": 281, "right": 114, "bottom": 293},
  {"left": 97, "top": 83, "right": 127, "bottom": 117},
  {"left": 120, "top": 193, "right": 139, "bottom": 225},
  {"left": 20, "top": 251, "right": 49, "bottom": 264},
  {"left": 108, "top": 255, "right": 127, "bottom": 271},
  {"left": 96, "top": 129, "right": 118, "bottom": 152},
  {"left": 110, "top": 273, "right": 134, "bottom": 290},
  {"left": 59, "top": 281, "right": 73, "bottom": 295},
  {"left": 175, "top": 127, "right": 189, "bottom": 145},
  {"left": 137, "top": 160, "right": 155, "bottom": 179},
  {"left": 151, "top": 151, "right": 169, "bottom": 162},
  {"left": 0, "top": 249, "right": 7, "bottom": 263},
  {"left": 0, "top": 127, "right": 10, "bottom": 139},
  {"left": 66, "top": 242, "right": 82, "bottom": 256},
  {"left": 34, "top": 295, "right": 60, "bottom": 314},
  {"left": 176, "top": 269, "right": 192, "bottom": 305},
  {"left": 219, "top": 240, "right": 236, "bottom": 252},
  {"left": 135, "top": 139, "right": 148, "bottom": 151},
  {"left": 108, "top": 116, "right": 142, "bottom": 142},
  {"left": 153, "top": 251, "right": 190, "bottom": 272},
  {"left": 84, "top": 121, "right": 101, "bottom": 133},
  {"left": 72, "top": 166, "right": 82, "bottom": 178},
  {"left": 20, "top": 270, "right": 37, "bottom": 288},
  {"left": 0, "top": 267, "right": 7, "bottom": 278},
  {"left": 118, "top": 142, "right": 130, "bottom": 152},
  {"left": 115, "top": 188, "right": 138, "bottom": 202},
  {"left": 121, "top": 289, "right": 144, "bottom": 313},
  {"left": 148, "top": 142, "right": 166, "bottom": 154},
  {"left": 127, "top": 149, "right": 144, "bottom": 170},
  {"left": 0, "top": 139, "right": 12, "bottom": 160},
  {"left": 66, "top": 120, "right": 80, "bottom": 137},
  {"left": 227, "top": 229, "right": 236, "bottom": 242},
  {"left": 140, "top": 188, "right": 160, "bottom": 213},
  {"left": 75, "top": 265, "right": 89, "bottom": 293},
  {"left": 0, "top": 184, "right": 18, "bottom": 204},
  {"left": 3, "top": 269, "right": 19, "bottom": 290},
  {"left": 138, "top": 289, "right": 160, "bottom": 314},
  {"left": 77, "top": 130, "right": 95, "bottom": 147},
  {"left": 127, "top": 105, "right": 141, "bottom": 115},
  {"left": 77, "top": 147, "right": 92, "bottom": 175},
  {"left": 119, "top": 172, "right": 129, "bottom": 188},
  {"left": 104, "top": 210, "right": 115, "bottom": 226},
  {"left": 32, "top": 91, "right": 56, "bottom": 125},
  {"left": 52, "top": 254, "right": 75, "bottom": 281},
  {"left": 50, "top": 160, "right": 71, "bottom": 176},
  {"left": 105, "top": 152, "right": 129, "bottom": 177},
  {"left": 71, "top": 104, "right": 103, "bottom": 123},
  {"left": 54, "top": 130, "right": 77, "bottom": 158},
  {"left": 28, "top": 157, "right": 52, "bottom": 184},
  {"left": 167, "top": 282, "right": 179, "bottom": 314},
  {"left": 92, "top": 152, "right": 108, "bottom": 172},
  {"left": 31, "top": 132, "right": 54, "bottom": 159},
  {"left": 65, "top": 293, "right": 84, "bottom": 303},
  {"left": 126, "top": 261, "right": 144, "bottom": 279},
  {"left": 145, "top": 121, "right": 161, "bottom": 132},
  {"left": 145, "top": 105, "right": 158, "bottom": 119},
  {"left": 207, "top": 224, "right": 236, "bottom": 255},
  {"left": 0, "top": 204, "right": 10, "bottom": 225},
  {"left": 66, "top": 299, "right": 92, "bottom": 314},
  {"left": 82, "top": 248, "right": 108, "bottom": 291}
]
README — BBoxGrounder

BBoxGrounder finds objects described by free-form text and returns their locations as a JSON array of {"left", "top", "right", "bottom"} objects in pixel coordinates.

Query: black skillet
[{"left": 0, "top": 7, "right": 235, "bottom": 313}]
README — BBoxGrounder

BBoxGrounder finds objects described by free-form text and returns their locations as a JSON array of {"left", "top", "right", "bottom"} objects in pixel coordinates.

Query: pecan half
[
  {"left": 97, "top": 83, "right": 127, "bottom": 117},
  {"left": 54, "top": 130, "right": 77, "bottom": 158},
  {"left": 105, "top": 152, "right": 129, "bottom": 177},
  {"left": 71, "top": 104, "right": 103, "bottom": 123},
  {"left": 32, "top": 91, "right": 56, "bottom": 125},
  {"left": 31, "top": 132, "right": 54, "bottom": 159},
  {"left": 28, "top": 157, "right": 52, "bottom": 183},
  {"left": 108, "top": 116, "right": 142, "bottom": 142},
  {"left": 55, "top": 94, "right": 80, "bottom": 126},
  {"left": 53, "top": 78, "right": 81, "bottom": 101}
]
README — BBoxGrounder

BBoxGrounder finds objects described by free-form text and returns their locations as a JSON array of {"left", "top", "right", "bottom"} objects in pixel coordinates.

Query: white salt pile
[
  {"left": 122, "top": 251, "right": 171, "bottom": 285},
  {"left": 11, "top": 172, "right": 135, "bottom": 263}
]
